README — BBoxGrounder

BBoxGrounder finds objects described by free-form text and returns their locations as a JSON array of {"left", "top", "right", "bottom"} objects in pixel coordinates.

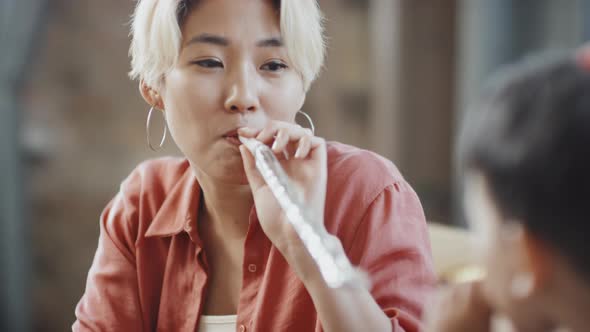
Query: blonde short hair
[{"left": 128, "top": 0, "right": 325, "bottom": 91}]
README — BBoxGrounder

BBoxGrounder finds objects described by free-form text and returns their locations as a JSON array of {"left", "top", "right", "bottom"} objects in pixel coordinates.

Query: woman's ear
[
  {"left": 521, "top": 229, "right": 553, "bottom": 293},
  {"left": 508, "top": 225, "right": 552, "bottom": 299},
  {"left": 139, "top": 80, "right": 165, "bottom": 110},
  {"left": 298, "top": 93, "right": 306, "bottom": 111}
]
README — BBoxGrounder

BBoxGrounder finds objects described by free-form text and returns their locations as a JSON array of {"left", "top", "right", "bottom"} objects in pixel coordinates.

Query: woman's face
[{"left": 159, "top": 0, "right": 305, "bottom": 183}]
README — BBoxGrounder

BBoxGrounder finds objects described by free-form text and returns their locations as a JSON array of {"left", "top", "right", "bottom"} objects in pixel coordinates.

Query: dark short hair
[{"left": 459, "top": 52, "right": 590, "bottom": 279}]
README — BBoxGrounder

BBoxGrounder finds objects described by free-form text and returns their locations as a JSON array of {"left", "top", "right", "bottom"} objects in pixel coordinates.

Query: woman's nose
[{"left": 224, "top": 68, "right": 260, "bottom": 113}]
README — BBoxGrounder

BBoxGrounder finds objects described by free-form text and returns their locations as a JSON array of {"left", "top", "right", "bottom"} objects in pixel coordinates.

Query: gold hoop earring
[
  {"left": 146, "top": 106, "right": 168, "bottom": 151},
  {"left": 296, "top": 110, "right": 315, "bottom": 135}
]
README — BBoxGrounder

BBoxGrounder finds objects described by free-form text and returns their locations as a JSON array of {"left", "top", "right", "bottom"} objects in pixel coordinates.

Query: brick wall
[{"left": 23, "top": 1, "right": 181, "bottom": 330}]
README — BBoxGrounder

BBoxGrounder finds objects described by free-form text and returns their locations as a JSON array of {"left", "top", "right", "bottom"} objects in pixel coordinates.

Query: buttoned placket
[
  {"left": 236, "top": 209, "right": 270, "bottom": 331},
  {"left": 184, "top": 212, "right": 210, "bottom": 332}
]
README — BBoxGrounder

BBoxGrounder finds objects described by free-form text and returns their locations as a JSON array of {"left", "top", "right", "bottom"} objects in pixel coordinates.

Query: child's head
[{"left": 459, "top": 50, "right": 590, "bottom": 330}]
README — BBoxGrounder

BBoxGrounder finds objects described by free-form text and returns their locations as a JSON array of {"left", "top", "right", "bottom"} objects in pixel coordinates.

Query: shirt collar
[{"left": 145, "top": 168, "right": 201, "bottom": 238}]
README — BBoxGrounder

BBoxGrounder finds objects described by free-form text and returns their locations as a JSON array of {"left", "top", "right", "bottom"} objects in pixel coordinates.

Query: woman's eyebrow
[
  {"left": 184, "top": 34, "right": 283, "bottom": 48},
  {"left": 185, "top": 33, "right": 229, "bottom": 47},
  {"left": 256, "top": 37, "right": 283, "bottom": 47}
]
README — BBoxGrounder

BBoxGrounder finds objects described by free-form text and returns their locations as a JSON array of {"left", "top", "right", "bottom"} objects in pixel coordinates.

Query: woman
[
  {"left": 73, "top": 1, "right": 435, "bottom": 331},
  {"left": 424, "top": 49, "right": 590, "bottom": 332}
]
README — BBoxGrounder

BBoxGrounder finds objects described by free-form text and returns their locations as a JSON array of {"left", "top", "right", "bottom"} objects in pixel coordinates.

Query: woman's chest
[
  {"left": 137, "top": 229, "right": 318, "bottom": 331},
  {"left": 200, "top": 240, "right": 245, "bottom": 316}
]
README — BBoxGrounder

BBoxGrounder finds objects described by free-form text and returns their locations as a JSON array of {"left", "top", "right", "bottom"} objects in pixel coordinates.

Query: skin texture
[
  {"left": 424, "top": 173, "right": 590, "bottom": 332},
  {"left": 139, "top": 1, "right": 391, "bottom": 330}
]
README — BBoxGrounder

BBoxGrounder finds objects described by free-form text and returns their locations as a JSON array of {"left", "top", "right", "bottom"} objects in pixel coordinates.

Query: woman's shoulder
[
  {"left": 324, "top": 141, "right": 409, "bottom": 222},
  {"left": 116, "top": 156, "right": 193, "bottom": 219},
  {"left": 101, "top": 157, "right": 193, "bottom": 240},
  {"left": 326, "top": 141, "right": 404, "bottom": 190},
  {"left": 324, "top": 142, "right": 419, "bottom": 248},
  {"left": 124, "top": 156, "right": 192, "bottom": 191}
]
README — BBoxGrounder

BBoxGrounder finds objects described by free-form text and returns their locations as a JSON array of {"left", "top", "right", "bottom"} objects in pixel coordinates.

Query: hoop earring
[
  {"left": 297, "top": 110, "right": 315, "bottom": 135},
  {"left": 146, "top": 106, "right": 168, "bottom": 151},
  {"left": 510, "top": 273, "right": 534, "bottom": 299}
]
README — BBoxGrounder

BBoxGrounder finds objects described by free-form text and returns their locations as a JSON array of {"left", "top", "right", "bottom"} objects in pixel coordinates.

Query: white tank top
[{"left": 198, "top": 315, "right": 237, "bottom": 332}]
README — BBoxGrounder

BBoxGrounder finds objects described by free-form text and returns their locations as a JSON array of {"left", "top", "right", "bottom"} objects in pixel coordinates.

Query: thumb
[{"left": 239, "top": 145, "right": 266, "bottom": 191}]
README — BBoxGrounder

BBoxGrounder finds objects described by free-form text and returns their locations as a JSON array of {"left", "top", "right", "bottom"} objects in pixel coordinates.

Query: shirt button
[
  {"left": 247, "top": 264, "right": 257, "bottom": 273},
  {"left": 184, "top": 221, "right": 192, "bottom": 232},
  {"left": 239, "top": 324, "right": 246, "bottom": 332}
]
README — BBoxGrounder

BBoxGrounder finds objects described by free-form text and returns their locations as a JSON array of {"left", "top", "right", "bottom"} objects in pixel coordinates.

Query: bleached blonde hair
[{"left": 128, "top": 0, "right": 325, "bottom": 91}]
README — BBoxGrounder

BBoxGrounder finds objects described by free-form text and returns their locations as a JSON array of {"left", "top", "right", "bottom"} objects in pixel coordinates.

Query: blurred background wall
[{"left": 2, "top": 0, "right": 590, "bottom": 330}]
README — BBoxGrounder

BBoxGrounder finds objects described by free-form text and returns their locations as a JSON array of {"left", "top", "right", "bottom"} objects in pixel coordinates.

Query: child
[{"left": 425, "top": 49, "right": 590, "bottom": 332}]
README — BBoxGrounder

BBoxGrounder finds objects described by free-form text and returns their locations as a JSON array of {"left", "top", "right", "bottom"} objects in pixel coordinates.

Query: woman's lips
[
  {"left": 222, "top": 129, "right": 242, "bottom": 146},
  {"left": 224, "top": 136, "right": 241, "bottom": 146}
]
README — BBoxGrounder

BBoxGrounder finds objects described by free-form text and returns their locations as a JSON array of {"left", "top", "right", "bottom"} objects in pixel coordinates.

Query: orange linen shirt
[{"left": 74, "top": 142, "right": 435, "bottom": 332}]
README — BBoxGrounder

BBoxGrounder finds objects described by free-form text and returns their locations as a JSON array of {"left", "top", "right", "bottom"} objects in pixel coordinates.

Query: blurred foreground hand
[{"left": 423, "top": 281, "right": 495, "bottom": 332}]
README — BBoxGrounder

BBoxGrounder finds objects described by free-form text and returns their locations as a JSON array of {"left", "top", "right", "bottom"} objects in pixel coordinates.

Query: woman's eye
[
  {"left": 193, "top": 59, "right": 223, "bottom": 68},
  {"left": 261, "top": 61, "right": 288, "bottom": 72}
]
